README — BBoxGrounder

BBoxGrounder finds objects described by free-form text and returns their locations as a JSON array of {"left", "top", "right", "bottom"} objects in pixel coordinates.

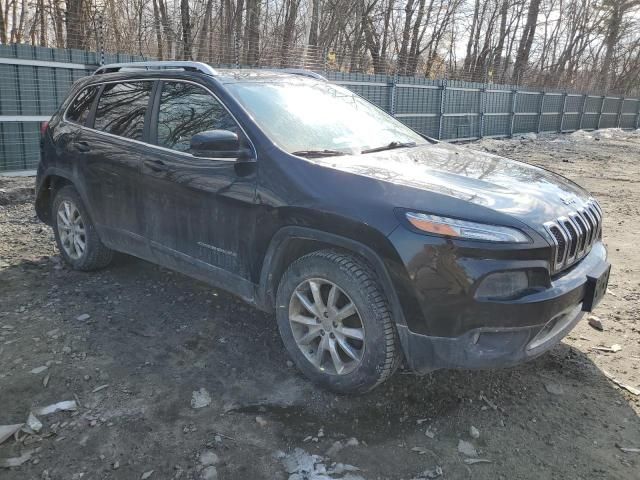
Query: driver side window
[{"left": 156, "top": 81, "right": 238, "bottom": 153}]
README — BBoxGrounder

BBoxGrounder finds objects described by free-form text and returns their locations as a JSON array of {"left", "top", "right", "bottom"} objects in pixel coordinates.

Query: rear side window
[
  {"left": 66, "top": 86, "right": 97, "bottom": 125},
  {"left": 156, "top": 81, "right": 238, "bottom": 152},
  {"left": 94, "top": 82, "right": 152, "bottom": 140}
]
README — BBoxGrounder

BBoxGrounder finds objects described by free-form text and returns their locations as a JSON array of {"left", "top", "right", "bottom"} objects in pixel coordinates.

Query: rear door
[
  {"left": 81, "top": 80, "right": 155, "bottom": 255},
  {"left": 140, "top": 79, "right": 258, "bottom": 287}
]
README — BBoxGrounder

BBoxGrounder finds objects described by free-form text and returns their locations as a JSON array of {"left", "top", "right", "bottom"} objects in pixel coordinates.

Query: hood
[{"left": 314, "top": 142, "right": 593, "bottom": 231}]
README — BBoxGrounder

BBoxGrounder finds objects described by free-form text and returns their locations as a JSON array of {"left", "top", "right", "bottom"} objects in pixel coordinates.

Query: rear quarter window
[{"left": 65, "top": 86, "right": 98, "bottom": 125}]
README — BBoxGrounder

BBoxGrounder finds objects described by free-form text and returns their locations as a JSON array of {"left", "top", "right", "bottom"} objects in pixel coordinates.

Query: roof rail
[
  {"left": 93, "top": 61, "right": 218, "bottom": 76},
  {"left": 276, "top": 68, "right": 327, "bottom": 81}
]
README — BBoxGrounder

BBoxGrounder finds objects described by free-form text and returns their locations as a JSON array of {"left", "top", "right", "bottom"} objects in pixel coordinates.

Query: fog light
[{"left": 474, "top": 271, "right": 529, "bottom": 300}]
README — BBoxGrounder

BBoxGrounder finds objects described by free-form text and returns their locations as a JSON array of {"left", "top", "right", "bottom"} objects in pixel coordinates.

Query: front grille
[{"left": 544, "top": 198, "right": 603, "bottom": 273}]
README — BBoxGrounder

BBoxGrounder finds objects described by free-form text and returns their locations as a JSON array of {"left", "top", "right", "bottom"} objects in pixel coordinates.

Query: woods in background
[{"left": 0, "top": 0, "right": 638, "bottom": 94}]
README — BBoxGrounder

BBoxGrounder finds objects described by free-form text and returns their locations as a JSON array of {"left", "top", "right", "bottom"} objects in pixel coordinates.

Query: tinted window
[
  {"left": 66, "top": 86, "right": 97, "bottom": 125},
  {"left": 156, "top": 82, "right": 237, "bottom": 152},
  {"left": 94, "top": 82, "right": 152, "bottom": 140}
]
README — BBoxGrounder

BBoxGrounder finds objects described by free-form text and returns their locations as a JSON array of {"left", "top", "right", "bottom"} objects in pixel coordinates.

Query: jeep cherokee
[{"left": 35, "top": 61, "right": 610, "bottom": 393}]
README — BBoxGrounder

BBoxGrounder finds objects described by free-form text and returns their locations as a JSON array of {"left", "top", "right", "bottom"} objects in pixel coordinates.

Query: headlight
[{"left": 405, "top": 212, "right": 530, "bottom": 243}]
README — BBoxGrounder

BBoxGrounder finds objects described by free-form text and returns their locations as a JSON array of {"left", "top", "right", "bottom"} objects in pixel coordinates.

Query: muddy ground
[{"left": 1, "top": 129, "right": 639, "bottom": 480}]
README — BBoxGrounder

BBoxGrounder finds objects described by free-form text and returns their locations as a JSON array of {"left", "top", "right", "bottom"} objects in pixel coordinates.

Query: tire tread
[
  {"left": 53, "top": 185, "right": 114, "bottom": 271},
  {"left": 282, "top": 249, "right": 401, "bottom": 392}
]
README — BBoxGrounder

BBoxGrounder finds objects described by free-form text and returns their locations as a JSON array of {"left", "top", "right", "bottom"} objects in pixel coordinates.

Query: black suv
[{"left": 36, "top": 61, "right": 610, "bottom": 393}]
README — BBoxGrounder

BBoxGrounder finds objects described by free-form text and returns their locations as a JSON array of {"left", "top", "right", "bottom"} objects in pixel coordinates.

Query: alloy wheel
[
  {"left": 57, "top": 200, "right": 86, "bottom": 260},
  {"left": 288, "top": 278, "right": 365, "bottom": 375}
]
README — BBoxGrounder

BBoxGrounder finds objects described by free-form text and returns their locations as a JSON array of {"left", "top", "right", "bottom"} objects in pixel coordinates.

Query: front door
[{"left": 140, "top": 80, "right": 258, "bottom": 290}]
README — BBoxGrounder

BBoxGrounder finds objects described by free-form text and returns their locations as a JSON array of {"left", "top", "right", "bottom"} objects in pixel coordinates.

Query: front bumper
[
  {"left": 388, "top": 229, "right": 608, "bottom": 372},
  {"left": 397, "top": 303, "right": 584, "bottom": 372}
]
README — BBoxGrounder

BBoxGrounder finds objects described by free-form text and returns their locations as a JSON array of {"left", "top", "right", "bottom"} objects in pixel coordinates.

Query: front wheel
[
  {"left": 52, "top": 185, "right": 114, "bottom": 271},
  {"left": 276, "top": 250, "right": 401, "bottom": 394}
]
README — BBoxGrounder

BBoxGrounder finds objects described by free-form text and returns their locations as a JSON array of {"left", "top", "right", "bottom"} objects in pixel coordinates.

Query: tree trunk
[
  {"left": 196, "top": 0, "right": 215, "bottom": 61},
  {"left": 407, "top": 0, "right": 426, "bottom": 75},
  {"left": 152, "top": 0, "right": 164, "bottom": 59},
  {"left": 157, "top": 0, "right": 173, "bottom": 58},
  {"left": 493, "top": 0, "right": 509, "bottom": 80},
  {"left": 66, "top": 0, "right": 86, "bottom": 49},
  {"left": 281, "top": 0, "right": 300, "bottom": 66},
  {"left": 512, "top": 0, "right": 542, "bottom": 84},
  {"left": 180, "top": 0, "right": 192, "bottom": 59},
  {"left": 463, "top": 0, "right": 480, "bottom": 73},
  {"left": 38, "top": 0, "right": 46, "bottom": 45},
  {"left": 309, "top": 0, "right": 320, "bottom": 45},
  {"left": 245, "top": 0, "right": 261, "bottom": 66},
  {"left": 599, "top": 0, "right": 636, "bottom": 89},
  {"left": 398, "top": 0, "right": 415, "bottom": 74}
]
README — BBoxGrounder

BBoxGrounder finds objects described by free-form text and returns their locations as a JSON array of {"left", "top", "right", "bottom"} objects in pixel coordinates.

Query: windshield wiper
[
  {"left": 361, "top": 141, "right": 417, "bottom": 154},
  {"left": 291, "top": 149, "right": 346, "bottom": 158}
]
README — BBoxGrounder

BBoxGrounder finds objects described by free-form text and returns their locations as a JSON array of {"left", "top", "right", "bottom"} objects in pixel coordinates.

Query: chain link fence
[{"left": 1, "top": 41, "right": 639, "bottom": 172}]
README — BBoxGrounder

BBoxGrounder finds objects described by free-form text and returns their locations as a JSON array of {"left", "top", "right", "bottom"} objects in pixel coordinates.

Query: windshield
[{"left": 226, "top": 80, "right": 427, "bottom": 155}]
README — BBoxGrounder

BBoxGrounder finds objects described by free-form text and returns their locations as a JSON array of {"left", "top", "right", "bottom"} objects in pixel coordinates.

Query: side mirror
[{"left": 189, "top": 130, "right": 253, "bottom": 160}]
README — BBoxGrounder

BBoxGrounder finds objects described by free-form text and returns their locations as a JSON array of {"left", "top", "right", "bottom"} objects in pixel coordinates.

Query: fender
[
  {"left": 36, "top": 167, "right": 99, "bottom": 224},
  {"left": 256, "top": 226, "right": 407, "bottom": 327}
]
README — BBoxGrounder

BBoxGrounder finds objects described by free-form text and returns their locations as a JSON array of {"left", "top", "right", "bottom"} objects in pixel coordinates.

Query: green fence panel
[
  {"left": 396, "top": 86, "right": 440, "bottom": 115},
  {"left": 0, "top": 64, "right": 20, "bottom": 115},
  {"left": 441, "top": 115, "right": 481, "bottom": 140},
  {"left": 540, "top": 113, "right": 562, "bottom": 132},
  {"left": 1, "top": 47, "right": 639, "bottom": 171},
  {"left": 399, "top": 116, "right": 440, "bottom": 138},
  {"left": 562, "top": 113, "right": 580, "bottom": 131},
  {"left": 484, "top": 114, "right": 511, "bottom": 137},
  {"left": 485, "top": 91, "right": 511, "bottom": 114},
  {"left": 565, "top": 95, "right": 583, "bottom": 112},
  {"left": 514, "top": 114, "right": 539, "bottom": 133},
  {"left": 36, "top": 67, "right": 59, "bottom": 114}
]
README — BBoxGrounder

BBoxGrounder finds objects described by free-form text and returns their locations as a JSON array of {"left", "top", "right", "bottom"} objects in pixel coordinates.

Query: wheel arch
[
  {"left": 35, "top": 173, "right": 74, "bottom": 225},
  {"left": 256, "top": 226, "right": 408, "bottom": 328}
]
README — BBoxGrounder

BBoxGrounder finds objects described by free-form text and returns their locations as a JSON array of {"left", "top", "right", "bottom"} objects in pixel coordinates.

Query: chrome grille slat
[
  {"left": 580, "top": 208, "right": 596, "bottom": 245},
  {"left": 544, "top": 199, "right": 603, "bottom": 273},
  {"left": 570, "top": 213, "right": 587, "bottom": 256},
  {"left": 560, "top": 217, "right": 578, "bottom": 262},
  {"left": 592, "top": 207, "right": 602, "bottom": 239}
]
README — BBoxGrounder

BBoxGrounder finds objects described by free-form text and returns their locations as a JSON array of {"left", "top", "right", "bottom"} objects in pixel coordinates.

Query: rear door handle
[
  {"left": 143, "top": 159, "right": 168, "bottom": 172},
  {"left": 75, "top": 141, "right": 91, "bottom": 152}
]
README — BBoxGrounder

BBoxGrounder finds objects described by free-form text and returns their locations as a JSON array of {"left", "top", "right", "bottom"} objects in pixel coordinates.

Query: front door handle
[
  {"left": 143, "top": 159, "right": 168, "bottom": 173},
  {"left": 75, "top": 141, "right": 91, "bottom": 152}
]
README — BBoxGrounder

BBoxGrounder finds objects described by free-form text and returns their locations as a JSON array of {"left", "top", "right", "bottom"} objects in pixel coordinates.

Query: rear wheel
[
  {"left": 52, "top": 185, "right": 113, "bottom": 271},
  {"left": 276, "top": 250, "right": 401, "bottom": 394}
]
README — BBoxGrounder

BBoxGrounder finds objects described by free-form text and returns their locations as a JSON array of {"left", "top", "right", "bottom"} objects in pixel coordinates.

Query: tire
[
  {"left": 52, "top": 185, "right": 114, "bottom": 271},
  {"left": 276, "top": 249, "right": 401, "bottom": 394}
]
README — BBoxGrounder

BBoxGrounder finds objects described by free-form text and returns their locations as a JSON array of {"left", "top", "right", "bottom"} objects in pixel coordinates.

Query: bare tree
[{"left": 513, "top": 0, "right": 542, "bottom": 83}]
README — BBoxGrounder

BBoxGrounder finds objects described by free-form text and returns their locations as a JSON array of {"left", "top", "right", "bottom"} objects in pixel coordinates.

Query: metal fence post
[
  {"left": 509, "top": 89, "right": 517, "bottom": 137},
  {"left": 234, "top": 33, "right": 240, "bottom": 68},
  {"left": 479, "top": 83, "right": 486, "bottom": 138},
  {"left": 537, "top": 92, "right": 545, "bottom": 133},
  {"left": 438, "top": 78, "right": 447, "bottom": 140},
  {"left": 98, "top": 14, "right": 105, "bottom": 65},
  {"left": 390, "top": 71, "right": 398, "bottom": 117},
  {"left": 578, "top": 94, "right": 587, "bottom": 130},
  {"left": 559, "top": 92, "right": 568, "bottom": 132},
  {"left": 616, "top": 97, "right": 624, "bottom": 128},
  {"left": 636, "top": 100, "right": 640, "bottom": 130},
  {"left": 597, "top": 95, "right": 605, "bottom": 130}
]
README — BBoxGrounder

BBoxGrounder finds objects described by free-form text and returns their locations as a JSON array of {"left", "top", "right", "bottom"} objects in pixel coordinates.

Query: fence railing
[{"left": 1, "top": 45, "right": 639, "bottom": 172}]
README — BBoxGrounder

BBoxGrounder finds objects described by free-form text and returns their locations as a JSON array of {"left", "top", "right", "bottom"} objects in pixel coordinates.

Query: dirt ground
[{"left": 1, "top": 129, "right": 639, "bottom": 480}]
